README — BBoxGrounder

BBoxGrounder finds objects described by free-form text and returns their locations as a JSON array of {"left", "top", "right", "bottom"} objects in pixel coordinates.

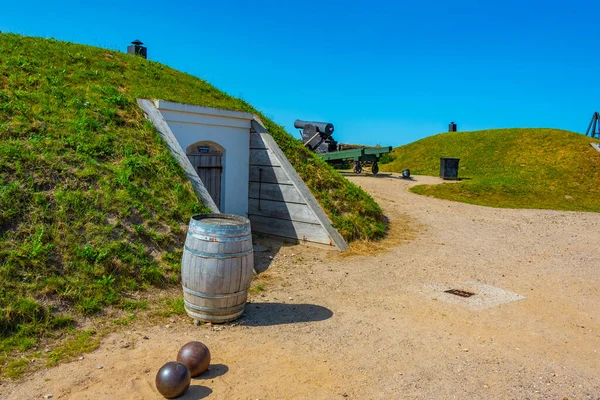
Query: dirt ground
[{"left": 4, "top": 174, "right": 600, "bottom": 399}]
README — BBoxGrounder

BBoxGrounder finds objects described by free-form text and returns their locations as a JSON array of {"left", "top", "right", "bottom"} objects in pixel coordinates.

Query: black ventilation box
[
  {"left": 440, "top": 158, "right": 460, "bottom": 180},
  {"left": 127, "top": 40, "right": 147, "bottom": 59}
]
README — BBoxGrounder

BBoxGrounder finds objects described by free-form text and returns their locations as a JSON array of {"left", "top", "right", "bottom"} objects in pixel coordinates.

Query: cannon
[
  {"left": 294, "top": 120, "right": 337, "bottom": 153},
  {"left": 294, "top": 118, "right": 392, "bottom": 175}
]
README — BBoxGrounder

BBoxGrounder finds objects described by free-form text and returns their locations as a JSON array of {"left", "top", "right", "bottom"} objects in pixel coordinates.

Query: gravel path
[{"left": 5, "top": 174, "right": 600, "bottom": 399}]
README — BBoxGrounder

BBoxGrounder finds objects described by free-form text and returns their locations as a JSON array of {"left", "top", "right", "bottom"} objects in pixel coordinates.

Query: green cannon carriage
[
  {"left": 295, "top": 119, "right": 392, "bottom": 175},
  {"left": 318, "top": 146, "right": 392, "bottom": 175}
]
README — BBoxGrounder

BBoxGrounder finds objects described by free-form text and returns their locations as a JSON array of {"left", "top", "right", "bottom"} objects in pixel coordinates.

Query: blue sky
[{"left": 2, "top": 1, "right": 599, "bottom": 146}]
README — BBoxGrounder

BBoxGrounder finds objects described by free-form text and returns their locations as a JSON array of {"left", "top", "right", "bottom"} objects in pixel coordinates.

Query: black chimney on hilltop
[
  {"left": 448, "top": 121, "right": 457, "bottom": 132},
  {"left": 127, "top": 40, "right": 147, "bottom": 59}
]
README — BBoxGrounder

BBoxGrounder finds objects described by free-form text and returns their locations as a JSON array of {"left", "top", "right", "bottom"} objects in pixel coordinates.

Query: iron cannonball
[
  {"left": 176, "top": 341, "right": 211, "bottom": 377},
  {"left": 155, "top": 361, "right": 191, "bottom": 399}
]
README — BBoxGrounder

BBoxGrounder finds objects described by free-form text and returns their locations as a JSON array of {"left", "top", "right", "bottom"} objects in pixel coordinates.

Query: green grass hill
[
  {"left": 381, "top": 128, "right": 600, "bottom": 211},
  {"left": 0, "top": 32, "right": 384, "bottom": 372}
]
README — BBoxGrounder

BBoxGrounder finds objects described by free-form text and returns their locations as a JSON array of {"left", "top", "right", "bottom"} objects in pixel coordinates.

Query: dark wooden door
[{"left": 188, "top": 154, "right": 222, "bottom": 209}]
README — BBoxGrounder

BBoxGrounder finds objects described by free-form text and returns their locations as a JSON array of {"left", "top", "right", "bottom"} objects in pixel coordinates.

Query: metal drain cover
[
  {"left": 444, "top": 289, "right": 476, "bottom": 298},
  {"left": 422, "top": 281, "right": 526, "bottom": 310}
]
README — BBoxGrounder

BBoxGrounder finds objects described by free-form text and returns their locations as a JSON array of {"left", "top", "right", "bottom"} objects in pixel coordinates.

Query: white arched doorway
[{"left": 186, "top": 141, "right": 225, "bottom": 209}]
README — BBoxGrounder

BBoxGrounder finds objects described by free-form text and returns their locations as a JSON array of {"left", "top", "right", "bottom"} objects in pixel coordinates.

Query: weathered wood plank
[
  {"left": 250, "top": 119, "right": 348, "bottom": 251},
  {"left": 249, "top": 166, "right": 291, "bottom": 185},
  {"left": 248, "top": 199, "right": 319, "bottom": 224},
  {"left": 137, "top": 99, "right": 219, "bottom": 213},
  {"left": 192, "top": 153, "right": 223, "bottom": 209},
  {"left": 248, "top": 182, "right": 304, "bottom": 204},
  {"left": 250, "top": 132, "right": 268, "bottom": 149},
  {"left": 249, "top": 215, "right": 332, "bottom": 245},
  {"left": 249, "top": 149, "right": 281, "bottom": 167}
]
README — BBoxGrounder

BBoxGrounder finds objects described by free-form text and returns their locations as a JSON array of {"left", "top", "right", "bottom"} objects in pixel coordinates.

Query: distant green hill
[
  {"left": 0, "top": 32, "right": 384, "bottom": 370},
  {"left": 381, "top": 128, "right": 600, "bottom": 211}
]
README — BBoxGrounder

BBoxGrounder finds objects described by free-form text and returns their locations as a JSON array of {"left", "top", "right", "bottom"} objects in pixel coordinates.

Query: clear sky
[{"left": 2, "top": 1, "right": 599, "bottom": 147}]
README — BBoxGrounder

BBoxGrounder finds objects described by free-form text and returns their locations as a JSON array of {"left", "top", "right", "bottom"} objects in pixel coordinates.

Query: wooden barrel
[{"left": 181, "top": 214, "right": 254, "bottom": 324}]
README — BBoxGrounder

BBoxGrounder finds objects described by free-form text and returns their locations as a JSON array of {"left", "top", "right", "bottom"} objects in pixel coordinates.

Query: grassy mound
[
  {"left": 0, "top": 33, "right": 384, "bottom": 367},
  {"left": 381, "top": 128, "right": 600, "bottom": 211}
]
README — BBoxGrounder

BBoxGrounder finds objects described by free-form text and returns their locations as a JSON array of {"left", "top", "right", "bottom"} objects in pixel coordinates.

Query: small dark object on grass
[
  {"left": 402, "top": 169, "right": 410, "bottom": 179},
  {"left": 155, "top": 361, "right": 191, "bottom": 398},
  {"left": 177, "top": 341, "right": 211, "bottom": 377}
]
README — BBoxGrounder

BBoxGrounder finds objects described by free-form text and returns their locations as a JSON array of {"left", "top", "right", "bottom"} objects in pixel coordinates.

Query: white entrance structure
[
  {"left": 138, "top": 99, "right": 348, "bottom": 251},
  {"left": 154, "top": 100, "right": 252, "bottom": 216}
]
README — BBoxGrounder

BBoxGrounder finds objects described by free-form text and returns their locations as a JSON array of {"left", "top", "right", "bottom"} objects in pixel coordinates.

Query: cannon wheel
[
  {"left": 372, "top": 162, "right": 379, "bottom": 175},
  {"left": 354, "top": 161, "right": 363, "bottom": 174}
]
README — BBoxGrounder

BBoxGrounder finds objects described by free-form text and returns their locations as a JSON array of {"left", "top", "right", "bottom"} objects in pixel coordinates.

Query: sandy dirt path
[{"left": 4, "top": 174, "right": 600, "bottom": 399}]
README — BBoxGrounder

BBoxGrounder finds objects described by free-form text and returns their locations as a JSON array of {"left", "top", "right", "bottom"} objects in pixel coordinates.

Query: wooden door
[{"left": 188, "top": 154, "right": 222, "bottom": 209}]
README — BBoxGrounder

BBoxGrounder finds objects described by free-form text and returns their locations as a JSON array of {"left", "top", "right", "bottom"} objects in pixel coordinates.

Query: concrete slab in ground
[{"left": 421, "top": 281, "right": 526, "bottom": 310}]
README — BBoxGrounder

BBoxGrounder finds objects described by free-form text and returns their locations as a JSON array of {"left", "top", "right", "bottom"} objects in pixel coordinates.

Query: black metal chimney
[
  {"left": 127, "top": 40, "right": 147, "bottom": 59},
  {"left": 448, "top": 122, "right": 457, "bottom": 132}
]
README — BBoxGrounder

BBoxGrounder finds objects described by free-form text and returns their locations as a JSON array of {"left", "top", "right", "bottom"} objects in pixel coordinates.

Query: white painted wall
[{"left": 154, "top": 101, "right": 253, "bottom": 217}]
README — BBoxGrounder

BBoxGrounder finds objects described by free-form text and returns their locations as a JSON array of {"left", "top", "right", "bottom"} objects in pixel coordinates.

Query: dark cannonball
[
  {"left": 155, "top": 361, "right": 191, "bottom": 399},
  {"left": 176, "top": 341, "right": 211, "bottom": 377}
]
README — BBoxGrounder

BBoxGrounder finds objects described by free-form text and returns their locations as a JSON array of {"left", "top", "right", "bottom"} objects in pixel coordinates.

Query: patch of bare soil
[{"left": 4, "top": 174, "right": 600, "bottom": 399}]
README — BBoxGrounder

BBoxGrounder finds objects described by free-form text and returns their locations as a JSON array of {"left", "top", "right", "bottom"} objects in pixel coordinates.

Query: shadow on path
[
  {"left": 195, "top": 363, "right": 228, "bottom": 380},
  {"left": 343, "top": 172, "right": 413, "bottom": 180},
  {"left": 180, "top": 385, "right": 212, "bottom": 399},
  {"left": 252, "top": 237, "right": 297, "bottom": 274},
  {"left": 240, "top": 303, "right": 333, "bottom": 326}
]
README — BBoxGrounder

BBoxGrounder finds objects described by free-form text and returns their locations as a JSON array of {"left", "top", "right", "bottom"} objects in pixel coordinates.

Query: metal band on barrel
[
  {"left": 188, "top": 218, "right": 250, "bottom": 237},
  {"left": 184, "top": 299, "right": 245, "bottom": 313},
  {"left": 186, "top": 231, "right": 252, "bottom": 242},
  {"left": 182, "top": 285, "right": 248, "bottom": 299},
  {"left": 183, "top": 245, "right": 253, "bottom": 259}
]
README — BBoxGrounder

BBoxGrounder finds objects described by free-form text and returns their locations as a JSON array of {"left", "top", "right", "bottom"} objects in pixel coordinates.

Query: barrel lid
[
  {"left": 191, "top": 213, "right": 249, "bottom": 225},
  {"left": 189, "top": 214, "right": 251, "bottom": 236},
  {"left": 200, "top": 217, "right": 241, "bottom": 226}
]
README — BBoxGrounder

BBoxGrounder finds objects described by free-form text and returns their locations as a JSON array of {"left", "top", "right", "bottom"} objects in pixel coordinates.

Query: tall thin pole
[
  {"left": 586, "top": 113, "right": 595, "bottom": 136},
  {"left": 586, "top": 112, "right": 600, "bottom": 137}
]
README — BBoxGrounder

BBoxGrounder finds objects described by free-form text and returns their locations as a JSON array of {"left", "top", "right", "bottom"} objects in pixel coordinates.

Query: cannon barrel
[{"left": 294, "top": 120, "right": 334, "bottom": 136}]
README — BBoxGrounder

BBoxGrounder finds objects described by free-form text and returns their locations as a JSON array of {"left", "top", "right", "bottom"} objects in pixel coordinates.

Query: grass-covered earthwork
[
  {"left": 381, "top": 128, "right": 600, "bottom": 211},
  {"left": 0, "top": 33, "right": 384, "bottom": 377}
]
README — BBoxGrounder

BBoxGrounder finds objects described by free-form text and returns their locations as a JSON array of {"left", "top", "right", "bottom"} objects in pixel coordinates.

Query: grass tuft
[{"left": 45, "top": 330, "right": 100, "bottom": 367}]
